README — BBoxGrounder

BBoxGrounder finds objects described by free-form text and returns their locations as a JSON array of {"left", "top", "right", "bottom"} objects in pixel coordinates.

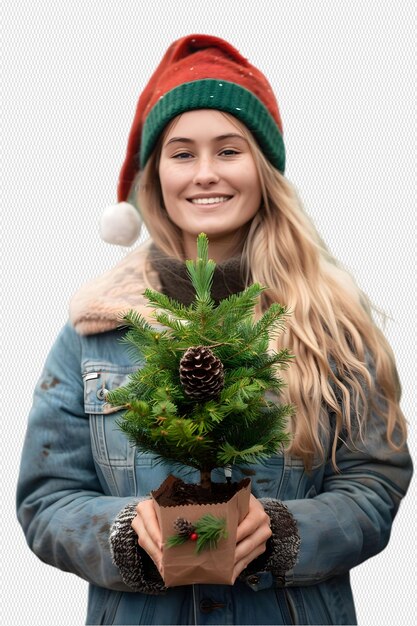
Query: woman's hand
[
  {"left": 131, "top": 499, "right": 163, "bottom": 574},
  {"left": 232, "top": 494, "right": 272, "bottom": 583}
]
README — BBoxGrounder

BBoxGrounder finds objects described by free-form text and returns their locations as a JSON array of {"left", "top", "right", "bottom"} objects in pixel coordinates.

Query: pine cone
[
  {"left": 179, "top": 346, "right": 225, "bottom": 400},
  {"left": 173, "top": 517, "right": 195, "bottom": 537}
]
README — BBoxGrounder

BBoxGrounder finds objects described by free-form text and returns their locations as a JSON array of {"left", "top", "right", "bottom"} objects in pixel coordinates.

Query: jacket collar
[
  {"left": 70, "top": 239, "right": 246, "bottom": 336},
  {"left": 69, "top": 239, "right": 161, "bottom": 336}
]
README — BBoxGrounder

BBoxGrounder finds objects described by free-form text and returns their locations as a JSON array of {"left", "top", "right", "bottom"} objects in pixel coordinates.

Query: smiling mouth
[{"left": 188, "top": 196, "right": 232, "bottom": 205}]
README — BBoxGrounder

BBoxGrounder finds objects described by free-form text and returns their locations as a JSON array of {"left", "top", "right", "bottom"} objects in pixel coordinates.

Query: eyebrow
[{"left": 164, "top": 133, "right": 247, "bottom": 147}]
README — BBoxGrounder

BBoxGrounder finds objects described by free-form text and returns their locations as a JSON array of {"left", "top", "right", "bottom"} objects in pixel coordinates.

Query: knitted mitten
[
  {"left": 109, "top": 501, "right": 167, "bottom": 594},
  {"left": 239, "top": 499, "right": 300, "bottom": 585}
]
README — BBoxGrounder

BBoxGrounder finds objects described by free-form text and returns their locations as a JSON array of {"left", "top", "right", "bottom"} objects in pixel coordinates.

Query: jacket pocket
[{"left": 83, "top": 361, "right": 142, "bottom": 497}]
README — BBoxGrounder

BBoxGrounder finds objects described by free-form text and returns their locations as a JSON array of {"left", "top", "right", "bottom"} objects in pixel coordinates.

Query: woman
[{"left": 17, "top": 34, "right": 412, "bottom": 625}]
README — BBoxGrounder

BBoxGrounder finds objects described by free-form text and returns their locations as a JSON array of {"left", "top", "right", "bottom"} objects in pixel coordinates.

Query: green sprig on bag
[{"left": 166, "top": 515, "right": 228, "bottom": 553}]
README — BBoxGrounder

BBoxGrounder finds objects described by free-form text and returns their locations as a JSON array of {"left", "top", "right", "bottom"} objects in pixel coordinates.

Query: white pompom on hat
[{"left": 99, "top": 202, "right": 142, "bottom": 247}]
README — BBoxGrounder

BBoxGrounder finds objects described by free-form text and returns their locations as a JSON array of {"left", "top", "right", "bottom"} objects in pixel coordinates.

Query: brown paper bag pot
[{"left": 152, "top": 476, "right": 251, "bottom": 587}]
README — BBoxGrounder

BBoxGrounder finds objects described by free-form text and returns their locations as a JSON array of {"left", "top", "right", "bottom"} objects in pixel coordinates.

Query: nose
[{"left": 192, "top": 157, "right": 220, "bottom": 186}]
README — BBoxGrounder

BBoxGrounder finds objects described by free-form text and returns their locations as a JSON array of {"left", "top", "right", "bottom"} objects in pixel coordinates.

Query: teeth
[{"left": 191, "top": 197, "right": 230, "bottom": 205}]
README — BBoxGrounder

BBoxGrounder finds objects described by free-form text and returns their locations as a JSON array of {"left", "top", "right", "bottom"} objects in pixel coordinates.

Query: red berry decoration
[{"left": 190, "top": 532, "right": 198, "bottom": 541}]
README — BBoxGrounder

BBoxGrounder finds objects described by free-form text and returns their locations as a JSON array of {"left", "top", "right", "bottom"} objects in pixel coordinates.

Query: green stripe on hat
[{"left": 140, "top": 79, "right": 285, "bottom": 172}]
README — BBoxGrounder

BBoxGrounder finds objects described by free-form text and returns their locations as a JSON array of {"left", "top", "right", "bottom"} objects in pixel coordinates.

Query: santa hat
[{"left": 100, "top": 34, "right": 286, "bottom": 246}]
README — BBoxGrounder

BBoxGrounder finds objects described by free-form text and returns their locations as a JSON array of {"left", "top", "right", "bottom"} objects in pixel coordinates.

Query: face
[{"left": 158, "top": 109, "right": 262, "bottom": 260}]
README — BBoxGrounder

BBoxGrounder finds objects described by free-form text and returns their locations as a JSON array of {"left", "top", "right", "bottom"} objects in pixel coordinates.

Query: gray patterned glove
[
  {"left": 239, "top": 498, "right": 300, "bottom": 585},
  {"left": 109, "top": 501, "right": 167, "bottom": 594}
]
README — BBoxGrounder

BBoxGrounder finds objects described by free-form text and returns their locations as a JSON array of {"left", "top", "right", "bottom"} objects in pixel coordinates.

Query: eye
[
  {"left": 219, "top": 148, "right": 240, "bottom": 156},
  {"left": 172, "top": 151, "right": 193, "bottom": 159}
]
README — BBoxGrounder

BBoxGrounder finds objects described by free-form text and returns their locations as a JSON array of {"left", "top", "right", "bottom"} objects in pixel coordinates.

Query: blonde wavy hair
[{"left": 135, "top": 113, "right": 407, "bottom": 469}]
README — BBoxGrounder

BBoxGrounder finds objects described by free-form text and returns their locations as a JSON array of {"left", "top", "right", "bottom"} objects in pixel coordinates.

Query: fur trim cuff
[{"left": 109, "top": 501, "right": 167, "bottom": 594}]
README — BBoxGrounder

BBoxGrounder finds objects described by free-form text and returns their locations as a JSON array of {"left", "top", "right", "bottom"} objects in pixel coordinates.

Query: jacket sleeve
[
  {"left": 283, "top": 393, "right": 413, "bottom": 586},
  {"left": 239, "top": 368, "right": 412, "bottom": 592},
  {"left": 16, "top": 322, "right": 138, "bottom": 591}
]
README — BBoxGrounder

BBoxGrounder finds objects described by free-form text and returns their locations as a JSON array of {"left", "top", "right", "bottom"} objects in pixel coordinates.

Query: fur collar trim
[{"left": 69, "top": 240, "right": 161, "bottom": 336}]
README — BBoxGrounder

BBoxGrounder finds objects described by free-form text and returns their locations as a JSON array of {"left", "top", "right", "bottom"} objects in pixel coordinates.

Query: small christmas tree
[{"left": 107, "top": 233, "right": 294, "bottom": 493}]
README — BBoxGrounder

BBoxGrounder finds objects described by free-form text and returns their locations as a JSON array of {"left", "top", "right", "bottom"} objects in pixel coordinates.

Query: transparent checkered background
[{"left": 2, "top": 1, "right": 415, "bottom": 624}]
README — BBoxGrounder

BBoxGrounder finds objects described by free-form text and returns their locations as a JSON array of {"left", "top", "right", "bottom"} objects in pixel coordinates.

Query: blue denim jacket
[{"left": 16, "top": 319, "right": 412, "bottom": 625}]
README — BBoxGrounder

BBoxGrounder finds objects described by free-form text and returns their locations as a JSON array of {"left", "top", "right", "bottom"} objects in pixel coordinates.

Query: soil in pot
[{"left": 152, "top": 474, "right": 250, "bottom": 506}]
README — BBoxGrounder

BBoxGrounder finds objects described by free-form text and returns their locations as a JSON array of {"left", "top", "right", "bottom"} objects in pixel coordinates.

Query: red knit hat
[{"left": 100, "top": 34, "right": 285, "bottom": 246}]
